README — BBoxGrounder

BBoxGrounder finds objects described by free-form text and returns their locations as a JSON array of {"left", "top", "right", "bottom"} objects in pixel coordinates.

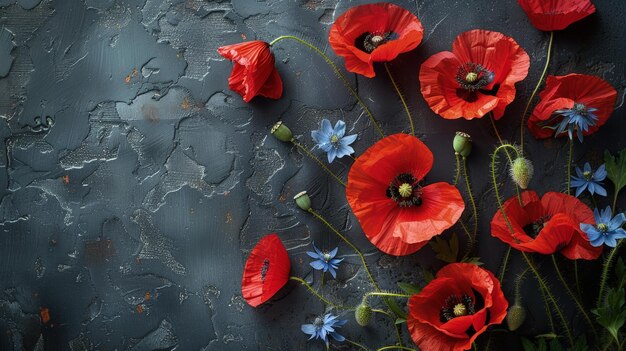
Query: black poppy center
[
  {"left": 261, "top": 258, "right": 270, "bottom": 282},
  {"left": 523, "top": 215, "right": 551, "bottom": 238},
  {"left": 386, "top": 173, "right": 423, "bottom": 207},
  {"left": 455, "top": 62, "right": 497, "bottom": 102},
  {"left": 440, "top": 294, "right": 476, "bottom": 322},
  {"left": 355, "top": 31, "right": 398, "bottom": 53}
]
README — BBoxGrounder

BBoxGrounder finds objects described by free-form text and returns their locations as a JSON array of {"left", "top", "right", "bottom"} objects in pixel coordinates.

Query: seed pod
[
  {"left": 293, "top": 191, "right": 311, "bottom": 211},
  {"left": 271, "top": 121, "right": 293, "bottom": 142},
  {"left": 510, "top": 157, "right": 534, "bottom": 189},
  {"left": 506, "top": 304, "right": 526, "bottom": 331},
  {"left": 355, "top": 303, "right": 373, "bottom": 326},
  {"left": 453, "top": 132, "right": 472, "bottom": 158}
]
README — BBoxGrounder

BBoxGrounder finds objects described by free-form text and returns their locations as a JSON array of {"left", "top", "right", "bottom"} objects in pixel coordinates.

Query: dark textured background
[{"left": 0, "top": 0, "right": 624, "bottom": 350}]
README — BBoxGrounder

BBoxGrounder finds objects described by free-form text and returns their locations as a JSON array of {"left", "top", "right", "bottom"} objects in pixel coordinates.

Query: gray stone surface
[{"left": 0, "top": 0, "right": 624, "bottom": 350}]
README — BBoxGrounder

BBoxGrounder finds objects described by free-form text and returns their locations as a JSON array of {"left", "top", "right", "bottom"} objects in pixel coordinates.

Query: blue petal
[
  {"left": 594, "top": 184, "right": 607, "bottom": 197},
  {"left": 592, "top": 208, "right": 601, "bottom": 222},
  {"left": 330, "top": 332, "right": 345, "bottom": 342},
  {"left": 609, "top": 228, "right": 626, "bottom": 240},
  {"left": 580, "top": 223, "right": 597, "bottom": 236},
  {"left": 333, "top": 319, "right": 348, "bottom": 327},
  {"left": 327, "top": 147, "right": 337, "bottom": 163},
  {"left": 318, "top": 142, "right": 333, "bottom": 152},
  {"left": 333, "top": 120, "right": 346, "bottom": 138},
  {"left": 604, "top": 236, "right": 618, "bottom": 248},
  {"left": 591, "top": 236, "right": 605, "bottom": 247},
  {"left": 321, "top": 119, "right": 333, "bottom": 136},
  {"left": 310, "top": 260, "right": 326, "bottom": 270},
  {"left": 608, "top": 213, "right": 626, "bottom": 231},
  {"left": 339, "top": 133, "right": 357, "bottom": 146},
  {"left": 301, "top": 324, "right": 317, "bottom": 337},
  {"left": 570, "top": 178, "right": 586, "bottom": 187},
  {"left": 312, "top": 242, "right": 324, "bottom": 256},
  {"left": 583, "top": 162, "right": 592, "bottom": 173},
  {"left": 587, "top": 182, "right": 596, "bottom": 195},
  {"left": 335, "top": 145, "right": 354, "bottom": 159},
  {"left": 328, "top": 267, "right": 337, "bottom": 278},
  {"left": 575, "top": 166, "right": 584, "bottom": 178},
  {"left": 575, "top": 183, "right": 587, "bottom": 197},
  {"left": 328, "top": 247, "right": 338, "bottom": 258},
  {"left": 600, "top": 206, "right": 613, "bottom": 223},
  {"left": 311, "top": 130, "right": 328, "bottom": 145},
  {"left": 594, "top": 164, "right": 607, "bottom": 180},
  {"left": 307, "top": 251, "right": 321, "bottom": 259}
]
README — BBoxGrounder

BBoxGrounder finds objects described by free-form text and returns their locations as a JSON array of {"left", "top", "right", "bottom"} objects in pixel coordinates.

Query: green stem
[
  {"left": 270, "top": 35, "right": 384, "bottom": 138},
  {"left": 550, "top": 255, "right": 598, "bottom": 339},
  {"left": 490, "top": 114, "right": 523, "bottom": 205},
  {"left": 538, "top": 276, "right": 556, "bottom": 333},
  {"left": 375, "top": 347, "right": 417, "bottom": 351},
  {"left": 346, "top": 339, "right": 370, "bottom": 351},
  {"left": 459, "top": 220, "right": 473, "bottom": 261},
  {"left": 490, "top": 144, "right": 522, "bottom": 232},
  {"left": 566, "top": 139, "right": 573, "bottom": 195},
  {"left": 292, "top": 140, "right": 346, "bottom": 187},
  {"left": 597, "top": 240, "right": 623, "bottom": 307},
  {"left": 520, "top": 31, "right": 554, "bottom": 154},
  {"left": 522, "top": 253, "right": 574, "bottom": 347},
  {"left": 498, "top": 246, "right": 511, "bottom": 284},
  {"left": 454, "top": 153, "right": 461, "bottom": 186},
  {"left": 365, "top": 292, "right": 411, "bottom": 300},
  {"left": 462, "top": 157, "right": 478, "bottom": 250},
  {"left": 612, "top": 188, "right": 620, "bottom": 215},
  {"left": 289, "top": 276, "right": 353, "bottom": 310},
  {"left": 384, "top": 63, "right": 413, "bottom": 136}
]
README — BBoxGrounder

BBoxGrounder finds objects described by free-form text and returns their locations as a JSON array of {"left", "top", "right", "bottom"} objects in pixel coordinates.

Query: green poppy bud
[
  {"left": 271, "top": 121, "right": 293, "bottom": 142},
  {"left": 506, "top": 304, "right": 526, "bottom": 331},
  {"left": 453, "top": 132, "right": 472, "bottom": 158},
  {"left": 355, "top": 303, "right": 373, "bottom": 326},
  {"left": 510, "top": 157, "right": 534, "bottom": 189},
  {"left": 293, "top": 191, "right": 311, "bottom": 211}
]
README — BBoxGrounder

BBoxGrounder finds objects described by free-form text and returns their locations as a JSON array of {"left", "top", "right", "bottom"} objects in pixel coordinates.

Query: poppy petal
[{"left": 517, "top": 0, "right": 596, "bottom": 31}]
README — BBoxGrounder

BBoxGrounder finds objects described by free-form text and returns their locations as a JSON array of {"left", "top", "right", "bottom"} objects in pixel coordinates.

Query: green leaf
[
  {"left": 548, "top": 339, "right": 564, "bottom": 351},
  {"left": 521, "top": 337, "right": 537, "bottom": 351},
  {"left": 604, "top": 149, "right": 626, "bottom": 198},
  {"left": 429, "top": 233, "right": 459, "bottom": 263},
  {"left": 394, "top": 318, "right": 406, "bottom": 325},
  {"left": 616, "top": 258, "right": 626, "bottom": 289},
  {"left": 397, "top": 282, "right": 421, "bottom": 295},
  {"left": 461, "top": 256, "right": 484, "bottom": 266},
  {"left": 593, "top": 287, "right": 626, "bottom": 343},
  {"left": 422, "top": 268, "right": 435, "bottom": 283},
  {"left": 571, "top": 336, "right": 589, "bottom": 351}
]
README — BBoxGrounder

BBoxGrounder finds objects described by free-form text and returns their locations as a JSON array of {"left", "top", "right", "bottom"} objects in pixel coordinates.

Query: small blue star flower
[
  {"left": 580, "top": 206, "right": 626, "bottom": 247},
  {"left": 301, "top": 313, "right": 347, "bottom": 347},
  {"left": 306, "top": 243, "right": 344, "bottom": 278},
  {"left": 553, "top": 102, "right": 599, "bottom": 142},
  {"left": 311, "top": 119, "right": 357, "bottom": 163},
  {"left": 570, "top": 162, "right": 607, "bottom": 197}
]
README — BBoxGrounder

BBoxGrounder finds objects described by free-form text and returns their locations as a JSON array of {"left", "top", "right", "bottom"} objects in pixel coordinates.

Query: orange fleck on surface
[
  {"left": 241, "top": 33, "right": 247, "bottom": 40},
  {"left": 144, "top": 291, "right": 151, "bottom": 301},
  {"left": 180, "top": 97, "right": 191, "bottom": 110},
  {"left": 136, "top": 304, "right": 144, "bottom": 314},
  {"left": 124, "top": 68, "right": 138, "bottom": 84},
  {"left": 62, "top": 175, "right": 69, "bottom": 184},
  {"left": 226, "top": 212, "right": 233, "bottom": 224},
  {"left": 135, "top": 256, "right": 141, "bottom": 264},
  {"left": 40, "top": 308, "right": 50, "bottom": 324}
]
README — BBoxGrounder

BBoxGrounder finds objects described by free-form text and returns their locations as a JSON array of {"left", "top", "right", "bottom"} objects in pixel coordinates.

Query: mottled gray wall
[{"left": 0, "top": 0, "right": 624, "bottom": 350}]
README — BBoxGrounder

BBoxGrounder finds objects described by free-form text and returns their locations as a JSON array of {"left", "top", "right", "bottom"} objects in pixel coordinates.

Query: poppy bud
[
  {"left": 506, "top": 304, "right": 526, "bottom": 331},
  {"left": 453, "top": 132, "right": 472, "bottom": 158},
  {"left": 294, "top": 191, "right": 311, "bottom": 211},
  {"left": 355, "top": 303, "right": 373, "bottom": 326},
  {"left": 271, "top": 121, "right": 293, "bottom": 142},
  {"left": 510, "top": 157, "right": 534, "bottom": 189}
]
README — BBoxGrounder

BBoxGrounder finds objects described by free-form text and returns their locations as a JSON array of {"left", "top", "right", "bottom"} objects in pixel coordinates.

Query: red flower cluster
[
  {"left": 420, "top": 30, "right": 530, "bottom": 120},
  {"left": 241, "top": 234, "right": 291, "bottom": 307},
  {"left": 407, "top": 263, "right": 508, "bottom": 351},
  {"left": 346, "top": 134, "right": 464, "bottom": 256},
  {"left": 217, "top": 41, "right": 283, "bottom": 103},
  {"left": 491, "top": 191, "right": 602, "bottom": 259},
  {"left": 528, "top": 74, "right": 617, "bottom": 140},
  {"left": 329, "top": 2, "right": 423, "bottom": 78},
  {"left": 517, "top": 0, "right": 596, "bottom": 31}
]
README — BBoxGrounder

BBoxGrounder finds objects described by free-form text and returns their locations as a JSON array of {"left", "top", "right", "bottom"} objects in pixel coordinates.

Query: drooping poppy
[
  {"left": 490, "top": 190, "right": 602, "bottom": 260},
  {"left": 328, "top": 2, "right": 424, "bottom": 78},
  {"left": 217, "top": 40, "right": 283, "bottom": 103},
  {"left": 241, "top": 234, "right": 291, "bottom": 307},
  {"left": 419, "top": 29, "right": 530, "bottom": 120},
  {"left": 346, "top": 133, "right": 464, "bottom": 256},
  {"left": 527, "top": 74, "right": 617, "bottom": 141},
  {"left": 407, "top": 263, "right": 508, "bottom": 351},
  {"left": 517, "top": 0, "right": 596, "bottom": 31}
]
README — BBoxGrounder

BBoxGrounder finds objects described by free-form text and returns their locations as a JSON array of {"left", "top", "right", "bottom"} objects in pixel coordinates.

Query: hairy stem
[
  {"left": 566, "top": 139, "right": 573, "bottom": 195},
  {"left": 289, "top": 276, "right": 353, "bottom": 310},
  {"left": 346, "top": 339, "right": 370, "bottom": 351},
  {"left": 490, "top": 114, "right": 523, "bottom": 205},
  {"left": 376, "top": 347, "right": 418, "bottom": 351},
  {"left": 454, "top": 153, "right": 461, "bottom": 186},
  {"left": 462, "top": 157, "right": 478, "bottom": 254},
  {"left": 384, "top": 63, "right": 413, "bottom": 136},
  {"left": 292, "top": 140, "right": 346, "bottom": 187},
  {"left": 270, "top": 35, "right": 384, "bottom": 138},
  {"left": 597, "top": 241, "right": 623, "bottom": 308}
]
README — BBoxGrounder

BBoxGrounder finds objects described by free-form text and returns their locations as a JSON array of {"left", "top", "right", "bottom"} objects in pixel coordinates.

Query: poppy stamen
[
  {"left": 261, "top": 258, "right": 270, "bottom": 281},
  {"left": 440, "top": 294, "right": 475, "bottom": 322},
  {"left": 386, "top": 173, "right": 423, "bottom": 207},
  {"left": 361, "top": 32, "right": 397, "bottom": 53},
  {"left": 523, "top": 215, "right": 551, "bottom": 238},
  {"left": 456, "top": 62, "right": 494, "bottom": 91}
]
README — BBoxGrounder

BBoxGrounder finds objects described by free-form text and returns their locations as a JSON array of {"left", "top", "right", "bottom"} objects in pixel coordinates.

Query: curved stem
[
  {"left": 550, "top": 255, "right": 598, "bottom": 339},
  {"left": 462, "top": 157, "right": 478, "bottom": 251},
  {"left": 498, "top": 246, "right": 511, "bottom": 284},
  {"left": 292, "top": 140, "right": 346, "bottom": 187},
  {"left": 597, "top": 240, "right": 623, "bottom": 307},
  {"left": 346, "top": 339, "right": 370, "bottom": 351},
  {"left": 289, "top": 276, "right": 353, "bottom": 310},
  {"left": 384, "top": 63, "right": 413, "bottom": 136},
  {"left": 270, "top": 35, "right": 384, "bottom": 138},
  {"left": 566, "top": 139, "right": 573, "bottom": 195},
  {"left": 490, "top": 114, "right": 523, "bottom": 205},
  {"left": 522, "top": 253, "right": 575, "bottom": 347},
  {"left": 454, "top": 153, "right": 461, "bottom": 186},
  {"left": 376, "top": 347, "right": 417, "bottom": 351},
  {"left": 490, "top": 144, "right": 522, "bottom": 232},
  {"left": 521, "top": 31, "right": 554, "bottom": 154},
  {"left": 459, "top": 220, "right": 473, "bottom": 261},
  {"left": 538, "top": 280, "right": 556, "bottom": 333}
]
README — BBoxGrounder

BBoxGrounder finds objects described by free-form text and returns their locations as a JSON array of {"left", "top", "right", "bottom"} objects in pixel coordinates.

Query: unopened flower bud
[
  {"left": 271, "top": 121, "right": 293, "bottom": 142},
  {"left": 510, "top": 157, "right": 534, "bottom": 189},
  {"left": 506, "top": 304, "right": 526, "bottom": 331},
  {"left": 294, "top": 191, "right": 311, "bottom": 211},
  {"left": 355, "top": 303, "right": 373, "bottom": 326},
  {"left": 453, "top": 132, "right": 472, "bottom": 158}
]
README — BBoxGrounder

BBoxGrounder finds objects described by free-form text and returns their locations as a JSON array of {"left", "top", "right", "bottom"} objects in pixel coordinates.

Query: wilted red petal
[
  {"left": 329, "top": 2, "right": 423, "bottom": 78},
  {"left": 517, "top": 0, "right": 596, "bottom": 31},
  {"left": 241, "top": 234, "right": 291, "bottom": 307}
]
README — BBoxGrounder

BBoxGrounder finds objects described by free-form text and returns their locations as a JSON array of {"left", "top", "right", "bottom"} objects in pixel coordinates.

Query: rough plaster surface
[{"left": 0, "top": 0, "right": 624, "bottom": 350}]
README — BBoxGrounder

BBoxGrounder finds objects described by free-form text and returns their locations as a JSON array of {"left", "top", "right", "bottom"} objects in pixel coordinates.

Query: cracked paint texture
[{"left": 0, "top": 0, "right": 625, "bottom": 350}]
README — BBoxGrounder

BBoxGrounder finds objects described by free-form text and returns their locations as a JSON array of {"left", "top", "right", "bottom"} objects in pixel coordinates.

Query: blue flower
[
  {"left": 580, "top": 206, "right": 626, "bottom": 247},
  {"left": 552, "top": 103, "right": 598, "bottom": 142},
  {"left": 306, "top": 243, "right": 343, "bottom": 278},
  {"left": 570, "top": 162, "right": 607, "bottom": 197},
  {"left": 311, "top": 119, "right": 357, "bottom": 163},
  {"left": 301, "top": 313, "right": 347, "bottom": 347}
]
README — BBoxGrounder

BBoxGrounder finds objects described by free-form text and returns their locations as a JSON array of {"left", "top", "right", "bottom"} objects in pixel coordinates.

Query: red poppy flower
[
  {"left": 346, "top": 133, "right": 464, "bottom": 256},
  {"left": 328, "top": 2, "right": 423, "bottom": 78},
  {"left": 517, "top": 0, "right": 596, "bottom": 31},
  {"left": 419, "top": 29, "right": 530, "bottom": 120},
  {"left": 407, "top": 263, "right": 508, "bottom": 351},
  {"left": 527, "top": 74, "right": 617, "bottom": 140},
  {"left": 217, "top": 40, "right": 283, "bottom": 103},
  {"left": 241, "top": 234, "right": 291, "bottom": 307},
  {"left": 491, "top": 190, "right": 602, "bottom": 260}
]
